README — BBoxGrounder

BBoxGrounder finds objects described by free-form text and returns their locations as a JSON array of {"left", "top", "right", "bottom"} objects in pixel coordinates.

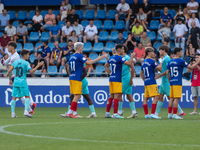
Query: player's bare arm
[
  {"left": 29, "top": 61, "right": 44, "bottom": 74},
  {"left": 65, "top": 64, "right": 70, "bottom": 75},
  {"left": 8, "top": 66, "right": 14, "bottom": 87},
  {"left": 166, "top": 70, "right": 170, "bottom": 83},
  {"left": 140, "top": 70, "right": 145, "bottom": 81},
  {"left": 82, "top": 68, "right": 87, "bottom": 80},
  {"left": 124, "top": 52, "right": 135, "bottom": 66},
  {"left": 187, "top": 58, "right": 200, "bottom": 70},
  {"left": 130, "top": 63, "right": 135, "bottom": 85},
  {"left": 104, "top": 62, "right": 111, "bottom": 74},
  {"left": 85, "top": 52, "right": 108, "bottom": 65}
]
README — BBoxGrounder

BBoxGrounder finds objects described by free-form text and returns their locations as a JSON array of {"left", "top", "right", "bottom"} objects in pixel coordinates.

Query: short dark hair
[
  {"left": 43, "top": 41, "right": 48, "bottom": 45},
  {"left": 128, "top": 33, "right": 132, "bottom": 36},
  {"left": 138, "top": 42, "right": 143, "bottom": 45},
  {"left": 118, "top": 31, "right": 123, "bottom": 34},
  {"left": 9, "top": 20, "right": 13, "bottom": 25},
  {"left": 159, "top": 45, "right": 169, "bottom": 53},
  {"left": 173, "top": 47, "right": 182, "bottom": 54},
  {"left": 8, "top": 42, "right": 17, "bottom": 49},
  {"left": 115, "top": 44, "right": 123, "bottom": 51},
  {"left": 20, "top": 49, "right": 30, "bottom": 56},
  {"left": 35, "top": 10, "right": 40, "bottom": 14},
  {"left": 123, "top": 45, "right": 128, "bottom": 54},
  {"left": 145, "top": 47, "right": 154, "bottom": 56},
  {"left": 19, "top": 21, "right": 23, "bottom": 24},
  {"left": 68, "top": 40, "right": 72, "bottom": 43}
]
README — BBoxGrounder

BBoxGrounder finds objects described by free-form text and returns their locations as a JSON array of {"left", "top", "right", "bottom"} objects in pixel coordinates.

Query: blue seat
[
  {"left": 102, "top": 20, "right": 113, "bottom": 30},
  {"left": 28, "top": 10, "right": 35, "bottom": 20},
  {"left": 0, "top": 32, "right": 2, "bottom": 37},
  {"left": 83, "top": 42, "right": 92, "bottom": 52},
  {"left": 99, "top": 54, "right": 110, "bottom": 64},
  {"left": 41, "top": 10, "right": 48, "bottom": 19},
  {"left": 114, "top": 20, "right": 125, "bottom": 30},
  {"left": 123, "top": 31, "right": 130, "bottom": 40},
  {"left": 93, "top": 42, "right": 104, "bottom": 52},
  {"left": 24, "top": 21, "right": 33, "bottom": 25},
  {"left": 48, "top": 43, "right": 54, "bottom": 51},
  {"left": 52, "top": 10, "right": 60, "bottom": 18},
  {"left": 28, "top": 32, "right": 39, "bottom": 42},
  {"left": 156, "top": 33, "right": 162, "bottom": 41},
  {"left": 89, "top": 53, "right": 98, "bottom": 59},
  {"left": 16, "top": 43, "right": 22, "bottom": 53},
  {"left": 34, "top": 43, "right": 43, "bottom": 52},
  {"left": 149, "top": 20, "right": 159, "bottom": 30},
  {"left": 59, "top": 66, "right": 68, "bottom": 76},
  {"left": 95, "top": 66, "right": 105, "bottom": 76},
  {"left": 13, "top": 21, "right": 19, "bottom": 27},
  {"left": 170, "top": 31, "right": 175, "bottom": 41},
  {"left": 30, "top": 54, "right": 37, "bottom": 63},
  {"left": 84, "top": 10, "right": 95, "bottom": 19},
  {"left": 98, "top": 31, "right": 109, "bottom": 41},
  {"left": 94, "top": 20, "right": 102, "bottom": 30},
  {"left": 135, "top": 66, "right": 141, "bottom": 76},
  {"left": 96, "top": 10, "right": 107, "bottom": 19},
  {"left": 81, "top": 20, "right": 89, "bottom": 29},
  {"left": 16, "top": 11, "right": 27, "bottom": 20},
  {"left": 48, "top": 66, "right": 58, "bottom": 76},
  {"left": 58, "top": 21, "right": 65, "bottom": 28},
  {"left": 109, "top": 31, "right": 119, "bottom": 41},
  {"left": 24, "top": 43, "right": 34, "bottom": 52},
  {"left": 7, "top": 11, "right": 16, "bottom": 20},
  {"left": 168, "top": 9, "right": 176, "bottom": 18},
  {"left": 170, "top": 42, "right": 175, "bottom": 51},
  {"left": 107, "top": 10, "right": 117, "bottom": 19},
  {"left": 59, "top": 43, "right": 68, "bottom": 48},
  {"left": 153, "top": 42, "right": 163, "bottom": 52},
  {"left": 104, "top": 42, "right": 115, "bottom": 52},
  {"left": 153, "top": 9, "right": 163, "bottom": 19},
  {"left": 39, "top": 32, "right": 50, "bottom": 41},
  {"left": 147, "top": 31, "right": 156, "bottom": 41},
  {"left": 75, "top": 10, "right": 83, "bottom": 19}
]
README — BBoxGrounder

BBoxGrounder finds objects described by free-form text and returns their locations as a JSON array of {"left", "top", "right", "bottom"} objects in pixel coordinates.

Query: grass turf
[{"left": 0, "top": 107, "right": 200, "bottom": 150}]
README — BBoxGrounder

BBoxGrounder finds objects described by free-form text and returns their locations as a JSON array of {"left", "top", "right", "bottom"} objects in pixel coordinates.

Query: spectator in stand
[
  {"left": 188, "top": 13, "right": 199, "bottom": 32},
  {"left": 73, "top": 20, "right": 83, "bottom": 42},
  {"left": 173, "top": 18, "right": 188, "bottom": 51},
  {"left": 115, "top": 31, "right": 126, "bottom": 45},
  {"left": 137, "top": 8, "right": 149, "bottom": 32},
  {"left": 163, "top": 41, "right": 172, "bottom": 55},
  {"left": 61, "top": 40, "right": 74, "bottom": 66},
  {"left": 133, "top": 43, "right": 145, "bottom": 64},
  {"left": 124, "top": 33, "right": 137, "bottom": 50},
  {"left": 32, "top": 10, "right": 43, "bottom": 37},
  {"left": 67, "top": 8, "right": 79, "bottom": 25},
  {"left": 158, "top": 21, "right": 171, "bottom": 47},
  {"left": 83, "top": 53, "right": 94, "bottom": 77},
  {"left": 60, "top": 1, "right": 68, "bottom": 21},
  {"left": 61, "top": 21, "right": 73, "bottom": 43},
  {"left": 130, "top": 0, "right": 142, "bottom": 14},
  {"left": 158, "top": 7, "right": 172, "bottom": 30},
  {"left": 41, "top": 9, "right": 55, "bottom": 31},
  {"left": 41, "top": 68, "right": 49, "bottom": 78},
  {"left": 187, "top": 0, "right": 199, "bottom": 18},
  {"left": 65, "top": 0, "right": 71, "bottom": 13},
  {"left": 35, "top": 41, "right": 51, "bottom": 69},
  {"left": 173, "top": 9, "right": 186, "bottom": 25},
  {"left": 31, "top": 53, "right": 45, "bottom": 77},
  {"left": 0, "top": 9, "right": 9, "bottom": 28},
  {"left": 132, "top": 21, "right": 143, "bottom": 39},
  {"left": 0, "top": 54, "right": 8, "bottom": 70},
  {"left": 50, "top": 41, "right": 62, "bottom": 68},
  {"left": 68, "top": 30, "right": 78, "bottom": 44},
  {"left": 185, "top": 43, "right": 195, "bottom": 63},
  {"left": 125, "top": 9, "right": 137, "bottom": 31},
  {"left": 3, "top": 63, "right": 12, "bottom": 77},
  {"left": 14, "top": 21, "right": 28, "bottom": 45},
  {"left": 0, "top": 0, "right": 4, "bottom": 14},
  {"left": 140, "top": 31, "right": 151, "bottom": 47},
  {"left": 142, "top": 0, "right": 152, "bottom": 23},
  {"left": 183, "top": 8, "right": 192, "bottom": 24},
  {"left": 0, "top": 31, "right": 10, "bottom": 49},
  {"left": 48, "top": 19, "right": 61, "bottom": 43},
  {"left": 115, "top": 0, "right": 130, "bottom": 21},
  {"left": 146, "top": 42, "right": 158, "bottom": 60},
  {"left": 5, "top": 20, "right": 16, "bottom": 41},
  {"left": 56, "top": 15, "right": 61, "bottom": 24},
  {"left": 187, "top": 21, "right": 200, "bottom": 50},
  {"left": 83, "top": 20, "right": 98, "bottom": 43}
]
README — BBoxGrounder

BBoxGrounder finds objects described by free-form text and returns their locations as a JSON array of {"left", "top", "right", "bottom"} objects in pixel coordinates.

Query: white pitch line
[{"left": 0, "top": 122, "right": 200, "bottom": 147}]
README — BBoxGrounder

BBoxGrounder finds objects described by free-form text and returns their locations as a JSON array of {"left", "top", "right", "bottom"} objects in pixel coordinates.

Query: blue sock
[
  {"left": 118, "top": 102, "right": 123, "bottom": 111},
  {"left": 178, "top": 104, "right": 183, "bottom": 113},
  {"left": 155, "top": 101, "right": 163, "bottom": 115},
  {"left": 68, "top": 105, "right": 71, "bottom": 112},
  {"left": 129, "top": 102, "right": 136, "bottom": 111},
  {"left": 25, "top": 98, "right": 30, "bottom": 111},
  {"left": 89, "top": 105, "right": 95, "bottom": 113},
  {"left": 11, "top": 100, "right": 16, "bottom": 113}
]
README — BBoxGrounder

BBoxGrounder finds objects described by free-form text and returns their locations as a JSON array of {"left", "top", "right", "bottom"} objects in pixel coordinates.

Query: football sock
[
  {"left": 106, "top": 97, "right": 113, "bottom": 113},
  {"left": 173, "top": 107, "right": 178, "bottom": 115},
  {"left": 68, "top": 101, "right": 77, "bottom": 114},
  {"left": 73, "top": 102, "right": 78, "bottom": 112},
  {"left": 168, "top": 106, "right": 172, "bottom": 115},
  {"left": 20, "top": 97, "right": 32, "bottom": 112},
  {"left": 73, "top": 111, "right": 77, "bottom": 115},
  {"left": 11, "top": 100, "right": 16, "bottom": 113},
  {"left": 155, "top": 101, "right": 163, "bottom": 115},
  {"left": 143, "top": 104, "right": 148, "bottom": 115},
  {"left": 129, "top": 102, "right": 136, "bottom": 114},
  {"left": 89, "top": 105, "right": 96, "bottom": 114},
  {"left": 178, "top": 104, "right": 183, "bottom": 114},
  {"left": 118, "top": 102, "right": 123, "bottom": 114},
  {"left": 113, "top": 99, "right": 119, "bottom": 114},
  {"left": 151, "top": 103, "right": 157, "bottom": 115},
  {"left": 25, "top": 98, "right": 30, "bottom": 111},
  {"left": 68, "top": 105, "right": 71, "bottom": 112},
  {"left": 20, "top": 97, "right": 25, "bottom": 105},
  {"left": 29, "top": 100, "right": 33, "bottom": 106}
]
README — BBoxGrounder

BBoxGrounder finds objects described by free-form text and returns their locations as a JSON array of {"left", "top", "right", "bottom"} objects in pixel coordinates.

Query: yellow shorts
[
  {"left": 144, "top": 84, "right": 159, "bottom": 98},
  {"left": 109, "top": 82, "right": 122, "bottom": 94},
  {"left": 69, "top": 80, "right": 82, "bottom": 95},
  {"left": 170, "top": 85, "right": 182, "bottom": 98}
]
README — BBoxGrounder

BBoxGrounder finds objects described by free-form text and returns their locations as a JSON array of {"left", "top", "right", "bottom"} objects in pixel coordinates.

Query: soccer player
[
  {"left": 140, "top": 47, "right": 162, "bottom": 119},
  {"left": 8, "top": 49, "right": 44, "bottom": 118},
  {"left": 166, "top": 47, "right": 200, "bottom": 119},
  {"left": 155, "top": 45, "right": 185, "bottom": 117},
  {"left": 104, "top": 44, "right": 135, "bottom": 118}
]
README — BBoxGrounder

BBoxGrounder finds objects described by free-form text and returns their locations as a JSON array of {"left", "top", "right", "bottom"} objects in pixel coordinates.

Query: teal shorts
[
  {"left": 82, "top": 78, "right": 89, "bottom": 95},
  {"left": 12, "top": 86, "right": 30, "bottom": 98},
  {"left": 159, "top": 80, "right": 170, "bottom": 96},
  {"left": 122, "top": 75, "right": 132, "bottom": 94}
]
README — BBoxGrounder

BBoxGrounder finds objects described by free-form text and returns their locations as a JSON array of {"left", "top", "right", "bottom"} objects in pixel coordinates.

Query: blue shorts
[
  {"left": 159, "top": 80, "right": 170, "bottom": 96},
  {"left": 122, "top": 75, "right": 132, "bottom": 94},
  {"left": 82, "top": 78, "right": 89, "bottom": 95},
  {"left": 12, "top": 86, "right": 30, "bottom": 98}
]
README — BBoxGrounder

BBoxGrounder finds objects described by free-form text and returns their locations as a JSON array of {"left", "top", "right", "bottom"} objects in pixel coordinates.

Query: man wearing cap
[
  {"left": 174, "top": 9, "right": 186, "bottom": 25},
  {"left": 0, "top": 31, "right": 11, "bottom": 48}
]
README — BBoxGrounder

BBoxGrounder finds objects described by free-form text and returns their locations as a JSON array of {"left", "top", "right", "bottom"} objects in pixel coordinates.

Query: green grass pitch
[{"left": 0, "top": 107, "right": 200, "bottom": 150}]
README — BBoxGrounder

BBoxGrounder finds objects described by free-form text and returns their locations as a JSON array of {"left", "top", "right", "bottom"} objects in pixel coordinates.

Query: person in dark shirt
[
  {"left": 125, "top": 9, "right": 137, "bottom": 30},
  {"left": 130, "top": 0, "right": 142, "bottom": 14},
  {"left": 174, "top": 9, "right": 186, "bottom": 25},
  {"left": 67, "top": 8, "right": 79, "bottom": 25},
  {"left": 158, "top": 7, "right": 172, "bottom": 29},
  {"left": 61, "top": 40, "right": 74, "bottom": 66},
  {"left": 142, "top": 0, "right": 152, "bottom": 23},
  {"left": 31, "top": 53, "right": 45, "bottom": 77},
  {"left": 115, "top": 31, "right": 126, "bottom": 45},
  {"left": 124, "top": 33, "right": 137, "bottom": 50}
]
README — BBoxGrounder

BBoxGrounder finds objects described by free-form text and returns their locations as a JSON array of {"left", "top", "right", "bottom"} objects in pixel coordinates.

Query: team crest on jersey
[
  {"left": 122, "top": 58, "right": 125, "bottom": 61},
  {"left": 83, "top": 57, "right": 86, "bottom": 61}
]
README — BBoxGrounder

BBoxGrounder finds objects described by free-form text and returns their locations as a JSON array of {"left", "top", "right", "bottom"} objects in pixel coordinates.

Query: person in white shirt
[
  {"left": 32, "top": 10, "right": 43, "bottom": 37},
  {"left": 60, "top": 1, "right": 68, "bottom": 21},
  {"left": 0, "top": 0, "right": 4, "bottom": 14},
  {"left": 188, "top": 13, "right": 199, "bottom": 32},
  {"left": 73, "top": 20, "right": 83, "bottom": 42},
  {"left": 173, "top": 18, "right": 188, "bottom": 51},
  {"left": 115, "top": 0, "right": 130, "bottom": 21},
  {"left": 187, "top": 0, "right": 199, "bottom": 18},
  {"left": 61, "top": 21, "right": 73, "bottom": 43},
  {"left": 5, "top": 21, "right": 16, "bottom": 41},
  {"left": 83, "top": 20, "right": 98, "bottom": 43}
]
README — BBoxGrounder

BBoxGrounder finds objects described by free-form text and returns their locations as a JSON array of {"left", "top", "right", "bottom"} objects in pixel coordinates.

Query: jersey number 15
[{"left": 170, "top": 67, "right": 178, "bottom": 77}]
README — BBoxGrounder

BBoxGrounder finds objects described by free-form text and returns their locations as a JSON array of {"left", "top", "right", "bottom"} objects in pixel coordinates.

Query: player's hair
[
  {"left": 159, "top": 45, "right": 169, "bottom": 53},
  {"left": 20, "top": 49, "right": 30, "bottom": 56},
  {"left": 123, "top": 45, "right": 128, "bottom": 54},
  {"left": 74, "top": 42, "right": 83, "bottom": 51},
  {"left": 173, "top": 47, "right": 182, "bottom": 54},
  {"left": 115, "top": 44, "right": 123, "bottom": 51},
  {"left": 8, "top": 41, "right": 17, "bottom": 49},
  {"left": 68, "top": 40, "right": 72, "bottom": 43},
  {"left": 43, "top": 41, "right": 48, "bottom": 46},
  {"left": 145, "top": 47, "right": 154, "bottom": 56}
]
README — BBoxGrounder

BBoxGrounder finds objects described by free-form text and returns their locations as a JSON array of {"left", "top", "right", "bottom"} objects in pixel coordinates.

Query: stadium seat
[
  {"left": 58, "top": 21, "right": 65, "bottom": 28},
  {"left": 81, "top": 20, "right": 89, "bottom": 29},
  {"left": 135, "top": 66, "right": 141, "bottom": 77},
  {"left": 84, "top": 10, "right": 95, "bottom": 19},
  {"left": 168, "top": 9, "right": 176, "bottom": 18},
  {"left": 96, "top": 10, "right": 107, "bottom": 19},
  {"left": 102, "top": 20, "right": 113, "bottom": 30},
  {"left": 170, "top": 42, "right": 175, "bottom": 51},
  {"left": 94, "top": 20, "right": 102, "bottom": 30},
  {"left": 75, "top": 10, "right": 83, "bottom": 19},
  {"left": 48, "top": 66, "right": 57, "bottom": 77},
  {"left": 13, "top": 21, "right": 19, "bottom": 27},
  {"left": 95, "top": 65, "right": 105, "bottom": 76},
  {"left": 107, "top": 10, "right": 117, "bottom": 19},
  {"left": 149, "top": 20, "right": 159, "bottom": 30},
  {"left": 30, "top": 54, "right": 37, "bottom": 63},
  {"left": 104, "top": 42, "right": 115, "bottom": 52},
  {"left": 83, "top": 42, "right": 92, "bottom": 52},
  {"left": 114, "top": 20, "right": 125, "bottom": 30},
  {"left": 170, "top": 31, "right": 175, "bottom": 41},
  {"left": 48, "top": 43, "right": 55, "bottom": 51},
  {"left": 89, "top": 53, "right": 98, "bottom": 60},
  {"left": 52, "top": 10, "right": 60, "bottom": 18},
  {"left": 34, "top": 43, "right": 43, "bottom": 52},
  {"left": 59, "top": 43, "right": 68, "bottom": 48},
  {"left": 24, "top": 21, "right": 33, "bottom": 25},
  {"left": 41, "top": 10, "right": 48, "bottom": 19},
  {"left": 153, "top": 9, "right": 164, "bottom": 19},
  {"left": 109, "top": 31, "right": 119, "bottom": 41},
  {"left": 24, "top": 43, "right": 34, "bottom": 52},
  {"left": 59, "top": 66, "right": 68, "bottom": 76},
  {"left": 153, "top": 42, "right": 163, "bottom": 52},
  {"left": 0, "top": 32, "right": 2, "bottom": 37},
  {"left": 98, "top": 31, "right": 109, "bottom": 41},
  {"left": 123, "top": 31, "right": 130, "bottom": 39},
  {"left": 147, "top": 31, "right": 156, "bottom": 41},
  {"left": 92, "top": 42, "right": 104, "bottom": 52},
  {"left": 28, "top": 10, "right": 35, "bottom": 20},
  {"left": 156, "top": 33, "right": 162, "bottom": 41},
  {"left": 39, "top": 32, "right": 50, "bottom": 41},
  {"left": 7, "top": 11, "right": 16, "bottom": 20},
  {"left": 16, "top": 11, "right": 27, "bottom": 20},
  {"left": 28, "top": 32, "right": 39, "bottom": 42},
  {"left": 16, "top": 43, "right": 22, "bottom": 53}
]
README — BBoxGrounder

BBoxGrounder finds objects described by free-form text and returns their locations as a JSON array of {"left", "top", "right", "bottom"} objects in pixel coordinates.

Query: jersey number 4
[
  {"left": 15, "top": 67, "right": 23, "bottom": 77},
  {"left": 170, "top": 67, "right": 178, "bottom": 77}
]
